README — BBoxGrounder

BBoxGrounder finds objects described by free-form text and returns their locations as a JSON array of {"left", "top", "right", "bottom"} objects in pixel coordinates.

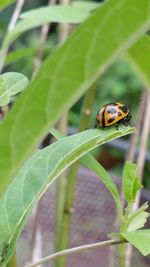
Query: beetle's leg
[{"left": 116, "top": 123, "right": 119, "bottom": 130}]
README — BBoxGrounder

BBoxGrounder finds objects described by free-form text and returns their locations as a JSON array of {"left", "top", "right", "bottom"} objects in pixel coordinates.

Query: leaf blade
[{"left": 0, "top": 126, "right": 134, "bottom": 265}]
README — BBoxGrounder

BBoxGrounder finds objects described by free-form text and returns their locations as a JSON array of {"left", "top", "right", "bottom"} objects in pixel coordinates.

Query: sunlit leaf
[
  {"left": 0, "top": 126, "right": 134, "bottom": 265},
  {"left": 0, "top": 72, "right": 28, "bottom": 106}
]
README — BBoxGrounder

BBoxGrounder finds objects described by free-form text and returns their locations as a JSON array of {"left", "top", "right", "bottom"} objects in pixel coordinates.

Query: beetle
[{"left": 95, "top": 102, "right": 131, "bottom": 130}]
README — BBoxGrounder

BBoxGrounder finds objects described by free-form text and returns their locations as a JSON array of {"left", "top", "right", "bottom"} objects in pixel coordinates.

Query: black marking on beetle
[
  {"left": 102, "top": 106, "right": 106, "bottom": 127},
  {"left": 106, "top": 102, "right": 117, "bottom": 106},
  {"left": 119, "top": 105, "right": 128, "bottom": 113},
  {"left": 108, "top": 117, "right": 115, "bottom": 124},
  {"left": 118, "top": 111, "right": 122, "bottom": 116}
]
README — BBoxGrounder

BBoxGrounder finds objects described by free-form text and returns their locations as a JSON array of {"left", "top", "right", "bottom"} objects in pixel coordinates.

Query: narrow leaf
[
  {"left": 0, "top": 72, "right": 28, "bottom": 106},
  {"left": 122, "top": 162, "right": 142, "bottom": 205},
  {"left": 82, "top": 153, "right": 122, "bottom": 217},
  {"left": 50, "top": 128, "right": 122, "bottom": 217},
  {"left": 2, "top": 5, "right": 91, "bottom": 50}
]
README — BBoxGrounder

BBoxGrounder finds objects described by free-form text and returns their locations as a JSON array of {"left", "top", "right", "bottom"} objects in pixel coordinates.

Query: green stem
[
  {"left": 54, "top": 84, "right": 96, "bottom": 267},
  {"left": 117, "top": 222, "right": 127, "bottom": 267},
  {"left": 117, "top": 203, "right": 132, "bottom": 267}
]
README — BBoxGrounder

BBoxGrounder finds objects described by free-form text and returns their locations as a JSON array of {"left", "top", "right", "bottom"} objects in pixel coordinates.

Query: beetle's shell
[{"left": 96, "top": 102, "right": 129, "bottom": 127}]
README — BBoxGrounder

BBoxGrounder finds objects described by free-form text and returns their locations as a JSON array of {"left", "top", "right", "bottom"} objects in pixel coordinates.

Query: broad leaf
[
  {"left": 122, "top": 162, "right": 142, "bottom": 205},
  {"left": 126, "top": 35, "right": 150, "bottom": 91},
  {"left": 0, "top": 0, "right": 149, "bottom": 196},
  {"left": 0, "top": 126, "right": 134, "bottom": 265},
  {"left": 120, "top": 230, "right": 150, "bottom": 256},
  {"left": 0, "top": 72, "right": 28, "bottom": 106}
]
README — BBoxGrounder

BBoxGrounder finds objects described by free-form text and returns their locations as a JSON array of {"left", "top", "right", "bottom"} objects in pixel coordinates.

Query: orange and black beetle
[{"left": 95, "top": 102, "right": 131, "bottom": 130}]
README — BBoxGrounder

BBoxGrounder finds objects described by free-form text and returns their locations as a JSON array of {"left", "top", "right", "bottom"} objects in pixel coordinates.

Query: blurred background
[{"left": 0, "top": 0, "right": 150, "bottom": 267}]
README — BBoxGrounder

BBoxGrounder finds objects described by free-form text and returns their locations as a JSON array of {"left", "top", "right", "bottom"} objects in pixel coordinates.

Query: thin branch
[
  {"left": 32, "top": 0, "right": 57, "bottom": 78},
  {"left": 26, "top": 239, "right": 127, "bottom": 267},
  {"left": 8, "top": 0, "right": 25, "bottom": 32},
  {"left": 126, "top": 90, "right": 147, "bottom": 162},
  {"left": 0, "top": 0, "right": 25, "bottom": 72}
]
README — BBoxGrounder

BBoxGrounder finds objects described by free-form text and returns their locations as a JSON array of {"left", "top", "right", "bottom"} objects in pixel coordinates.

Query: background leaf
[
  {"left": 0, "top": 72, "right": 28, "bottom": 106},
  {"left": 0, "top": 0, "right": 16, "bottom": 11},
  {"left": 0, "top": 126, "right": 134, "bottom": 265},
  {"left": 2, "top": 5, "right": 91, "bottom": 51},
  {"left": 126, "top": 35, "right": 150, "bottom": 91}
]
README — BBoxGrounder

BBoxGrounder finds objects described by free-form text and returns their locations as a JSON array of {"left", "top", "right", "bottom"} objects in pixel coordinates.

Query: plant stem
[
  {"left": 26, "top": 239, "right": 126, "bottom": 267},
  {"left": 54, "top": 1, "right": 70, "bottom": 267},
  {"left": 54, "top": 84, "right": 96, "bottom": 267},
  {"left": 117, "top": 220, "right": 128, "bottom": 267}
]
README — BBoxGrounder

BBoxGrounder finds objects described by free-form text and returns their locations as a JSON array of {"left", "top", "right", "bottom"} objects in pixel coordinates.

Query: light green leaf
[
  {"left": 0, "top": 72, "right": 28, "bottom": 106},
  {"left": 120, "top": 230, "right": 150, "bottom": 256},
  {"left": 82, "top": 153, "right": 123, "bottom": 218},
  {"left": 126, "top": 35, "right": 150, "bottom": 91},
  {"left": 0, "top": 0, "right": 16, "bottom": 11},
  {"left": 20, "top": 5, "right": 90, "bottom": 21},
  {"left": 4, "top": 48, "right": 36, "bottom": 66},
  {"left": 67, "top": 1, "right": 100, "bottom": 12},
  {"left": 0, "top": 0, "right": 149, "bottom": 196},
  {"left": 2, "top": 5, "right": 90, "bottom": 51},
  {"left": 128, "top": 211, "right": 150, "bottom": 231},
  {"left": 122, "top": 162, "right": 142, "bottom": 205},
  {"left": 0, "top": 126, "right": 134, "bottom": 265}
]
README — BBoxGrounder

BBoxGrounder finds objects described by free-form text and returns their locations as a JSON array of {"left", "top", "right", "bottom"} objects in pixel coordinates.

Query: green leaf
[
  {"left": 122, "top": 162, "right": 142, "bottom": 205},
  {"left": 2, "top": 5, "right": 90, "bottom": 51},
  {"left": 120, "top": 230, "right": 150, "bottom": 256},
  {"left": 82, "top": 153, "right": 123, "bottom": 218},
  {"left": 20, "top": 5, "right": 90, "bottom": 21},
  {"left": 0, "top": 72, "right": 28, "bottom": 106},
  {"left": 4, "top": 48, "right": 36, "bottom": 66},
  {"left": 128, "top": 211, "right": 150, "bottom": 231},
  {"left": 0, "top": 126, "right": 134, "bottom": 265},
  {"left": 69, "top": 0, "right": 100, "bottom": 12},
  {"left": 50, "top": 128, "right": 122, "bottom": 218},
  {"left": 0, "top": 0, "right": 16, "bottom": 11},
  {"left": 0, "top": 0, "right": 149, "bottom": 196},
  {"left": 126, "top": 35, "right": 150, "bottom": 91}
]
